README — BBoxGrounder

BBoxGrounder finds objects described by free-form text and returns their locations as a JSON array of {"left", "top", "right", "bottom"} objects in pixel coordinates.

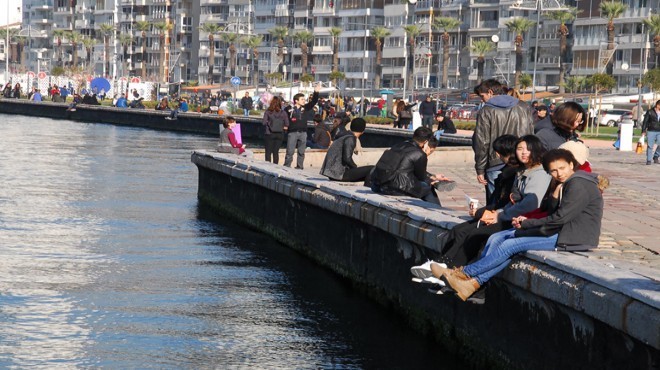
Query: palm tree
[
  {"left": 470, "top": 39, "right": 495, "bottom": 85},
  {"left": 600, "top": 1, "right": 628, "bottom": 74},
  {"left": 547, "top": 7, "right": 580, "bottom": 94},
  {"left": 403, "top": 25, "right": 422, "bottom": 90},
  {"left": 135, "top": 21, "right": 150, "bottom": 80},
  {"left": 269, "top": 26, "right": 288, "bottom": 74},
  {"left": 371, "top": 26, "right": 391, "bottom": 90},
  {"left": 643, "top": 14, "right": 660, "bottom": 69},
  {"left": 98, "top": 23, "right": 115, "bottom": 77},
  {"left": 53, "top": 29, "right": 67, "bottom": 67},
  {"left": 67, "top": 31, "right": 84, "bottom": 71},
  {"left": 15, "top": 36, "right": 27, "bottom": 71},
  {"left": 505, "top": 17, "right": 535, "bottom": 90},
  {"left": 329, "top": 27, "right": 342, "bottom": 72},
  {"left": 242, "top": 35, "right": 263, "bottom": 87},
  {"left": 118, "top": 34, "right": 133, "bottom": 77},
  {"left": 154, "top": 22, "right": 173, "bottom": 82},
  {"left": 564, "top": 75, "right": 586, "bottom": 97},
  {"left": 81, "top": 36, "right": 96, "bottom": 72},
  {"left": 221, "top": 33, "right": 240, "bottom": 80},
  {"left": 433, "top": 17, "right": 462, "bottom": 89},
  {"left": 293, "top": 30, "right": 314, "bottom": 75},
  {"left": 200, "top": 23, "right": 222, "bottom": 82},
  {"left": 0, "top": 29, "right": 18, "bottom": 67}
]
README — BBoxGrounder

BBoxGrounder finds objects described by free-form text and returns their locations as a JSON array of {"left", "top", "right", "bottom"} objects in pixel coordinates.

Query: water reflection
[{"left": 0, "top": 115, "right": 459, "bottom": 368}]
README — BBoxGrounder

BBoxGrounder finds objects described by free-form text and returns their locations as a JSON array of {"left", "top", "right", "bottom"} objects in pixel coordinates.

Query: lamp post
[
  {"left": 402, "top": 0, "right": 417, "bottom": 102},
  {"left": 636, "top": 21, "right": 647, "bottom": 127},
  {"left": 4, "top": 0, "right": 9, "bottom": 84}
]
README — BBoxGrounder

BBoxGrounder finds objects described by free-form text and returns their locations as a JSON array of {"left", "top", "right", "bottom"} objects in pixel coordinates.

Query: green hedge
[{"left": 363, "top": 116, "right": 394, "bottom": 125}]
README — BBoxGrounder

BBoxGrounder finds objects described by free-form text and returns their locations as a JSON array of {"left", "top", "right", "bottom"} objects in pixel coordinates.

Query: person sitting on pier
[
  {"left": 12, "top": 83, "right": 22, "bottom": 99},
  {"left": 2, "top": 82, "right": 11, "bottom": 98},
  {"left": 369, "top": 127, "right": 453, "bottom": 204},
  {"left": 31, "top": 89, "right": 43, "bottom": 102},
  {"left": 429, "top": 149, "right": 604, "bottom": 301},
  {"left": 218, "top": 116, "right": 253, "bottom": 157},
  {"left": 308, "top": 114, "right": 332, "bottom": 149},
  {"left": 115, "top": 93, "right": 128, "bottom": 108},
  {"left": 320, "top": 118, "right": 373, "bottom": 182},
  {"left": 155, "top": 97, "right": 170, "bottom": 111}
]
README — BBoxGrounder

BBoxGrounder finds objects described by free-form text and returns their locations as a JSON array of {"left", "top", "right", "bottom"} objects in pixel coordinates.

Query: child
[{"left": 217, "top": 116, "right": 253, "bottom": 157}]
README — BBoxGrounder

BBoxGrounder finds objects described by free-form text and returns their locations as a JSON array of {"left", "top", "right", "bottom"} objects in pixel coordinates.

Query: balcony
[
  {"left": 311, "top": 64, "right": 332, "bottom": 73},
  {"left": 440, "top": 0, "right": 467, "bottom": 11},
  {"left": 312, "top": 6, "right": 335, "bottom": 16},
  {"left": 473, "top": 20, "right": 498, "bottom": 29}
]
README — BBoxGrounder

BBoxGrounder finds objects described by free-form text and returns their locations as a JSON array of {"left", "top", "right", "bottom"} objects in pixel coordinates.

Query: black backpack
[{"left": 270, "top": 116, "right": 285, "bottom": 133}]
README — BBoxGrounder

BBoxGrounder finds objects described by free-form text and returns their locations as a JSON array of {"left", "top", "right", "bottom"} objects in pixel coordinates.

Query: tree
[
  {"left": 599, "top": 1, "right": 627, "bottom": 74},
  {"left": 118, "top": 34, "right": 133, "bottom": 77},
  {"left": 300, "top": 73, "right": 315, "bottom": 85},
  {"left": 642, "top": 67, "right": 660, "bottom": 97},
  {"left": 67, "top": 31, "right": 83, "bottom": 71},
  {"left": 563, "top": 75, "right": 587, "bottom": 97},
  {"left": 221, "top": 33, "right": 240, "bottom": 80},
  {"left": 200, "top": 23, "right": 222, "bottom": 82},
  {"left": 53, "top": 29, "right": 67, "bottom": 67},
  {"left": 371, "top": 26, "right": 391, "bottom": 90},
  {"left": 505, "top": 17, "right": 535, "bottom": 90},
  {"left": 293, "top": 30, "right": 314, "bottom": 76},
  {"left": 330, "top": 27, "right": 342, "bottom": 73},
  {"left": 403, "top": 25, "right": 422, "bottom": 91},
  {"left": 519, "top": 73, "right": 533, "bottom": 91},
  {"left": 265, "top": 72, "right": 283, "bottom": 85},
  {"left": 470, "top": 39, "right": 495, "bottom": 85},
  {"left": 81, "top": 36, "right": 96, "bottom": 72},
  {"left": 51, "top": 66, "right": 65, "bottom": 76},
  {"left": 135, "top": 21, "right": 151, "bottom": 80},
  {"left": 328, "top": 70, "right": 345, "bottom": 87},
  {"left": 643, "top": 14, "right": 660, "bottom": 69},
  {"left": 242, "top": 35, "right": 263, "bottom": 87},
  {"left": 433, "top": 17, "right": 461, "bottom": 89},
  {"left": 15, "top": 36, "right": 27, "bottom": 71},
  {"left": 587, "top": 73, "right": 616, "bottom": 93},
  {"left": 98, "top": 24, "right": 115, "bottom": 77},
  {"left": 547, "top": 7, "right": 580, "bottom": 94},
  {"left": 269, "top": 26, "right": 288, "bottom": 74},
  {"left": 154, "top": 22, "right": 173, "bottom": 82}
]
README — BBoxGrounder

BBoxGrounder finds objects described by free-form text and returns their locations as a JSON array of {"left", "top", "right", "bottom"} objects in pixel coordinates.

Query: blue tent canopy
[{"left": 90, "top": 77, "right": 111, "bottom": 93}]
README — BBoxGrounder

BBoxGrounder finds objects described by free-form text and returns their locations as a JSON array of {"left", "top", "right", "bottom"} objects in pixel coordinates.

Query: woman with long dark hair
[{"left": 262, "top": 95, "right": 289, "bottom": 164}]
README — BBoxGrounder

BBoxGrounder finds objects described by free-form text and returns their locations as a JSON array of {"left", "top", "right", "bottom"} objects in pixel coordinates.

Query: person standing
[
  {"left": 262, "top": 95, "right": 289, "bottom": 164},
  {"left": 284, "top": 82, "right": 321, "bottom": 170},
  {"left": 419, "top": 96, "right": 436, "bottom": 130},
  {"left": 472, "top": 79, "right": 534, "bottom": 199},
  {"left": 240, "top": 92, "right": 253, "bottom": 117},
  {"left": 641, "top": 100, "right": 660, "bottom": 165},
  {"left": 320, "top": 118, "right": 373, "bottom": 182}
]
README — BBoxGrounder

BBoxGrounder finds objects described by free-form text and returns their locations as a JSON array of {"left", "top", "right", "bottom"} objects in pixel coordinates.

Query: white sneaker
[
  {"left": 410, "top": 260, "right": 447, "bottom": 279},
  {"left": 427, "top": 287, "right": 445, "bottom": 295},
  {"left": 411, "top": 276, "right": 445, "bottom": 287}
]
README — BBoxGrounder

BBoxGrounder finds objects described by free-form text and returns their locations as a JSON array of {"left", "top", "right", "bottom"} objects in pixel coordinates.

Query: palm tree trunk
[
  {"left": 654, "top": 37, "right": 660, "bottom": 68},
  {"left": 477, "top": 57, "right": 484, "bottom": 85},
  {"left": 141, "top": 33, "right": 147, "bottom": 80},
  {"left": 408, "top": 41, "right": 415, "bottom": 91},
  {"left": 374, "top": 43, "right": 382, "bottom": 90},
  {"left": 558, "top": 34, "right": 566, "bottom": 94},
  {"left": 160, "top": 35, "right": 165, "bottom": 82},
  {"left": 333, "top": 41, "right": 339, "bottom": 72},
  {"left": 442, "top": 34, "right": 450, "bottom": 88},
  {"left": 105, "top": 37, "right": 110, "bottom": 78},
  {"left": 72, "top": 43, "right": 78, "bottom": 70},
  {"left": 278, "top": 39, "right": 284, "bottom": 74},
  {"left": 515, "top": 46, "right": 522, "bottom": 90},
  {"left": 209, "top": 37, "right": 215, "bottom": 82},
  {"left": 606, "top": 21, "right": 615, "bottom": 75}
]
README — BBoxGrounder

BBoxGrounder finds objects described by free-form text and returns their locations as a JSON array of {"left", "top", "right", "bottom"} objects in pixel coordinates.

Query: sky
[{"left": 0, "top": 0, "right": 23, "bottom": 27}]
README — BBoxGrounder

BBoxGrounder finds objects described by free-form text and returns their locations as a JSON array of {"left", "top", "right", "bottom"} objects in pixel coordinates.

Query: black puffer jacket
[
  {"left": 371, "top": 140, "right": 428, "bottom": 198},
  {"left": 473, "top": 96, "right": 534, "bottom": 175},
  {"left": 517, "top": 171, "right": 603, "bottom": 247},
  {"left": 641, "top": 108, "right": 660, "bottom": 132}
]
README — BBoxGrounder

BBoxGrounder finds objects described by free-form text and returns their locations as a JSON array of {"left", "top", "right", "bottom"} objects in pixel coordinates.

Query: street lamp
[
  {"left": 402, "top": 0, "right": 417, "bottom": 102},
  {"left": 510, "top": 0, "right": 567, "bottom": 101}
]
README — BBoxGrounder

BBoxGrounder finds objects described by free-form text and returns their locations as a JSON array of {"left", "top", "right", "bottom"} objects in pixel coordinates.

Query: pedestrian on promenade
[
  {"left": 419, "top": 95, "right": 436, "bottom": 130},
  {"left": 262, "top": 95, "right": 288, "bottom": 164},
  {"left": 320, "top": 118, "right": 373, "bottom": 182},
  {"left": 369, "top": 127, "right": 453, "bottom": 205},
  {"left": 218, "top": 116, "right": 252, "bottom": 157},
  {"left": 641, "top": 100, "right": 660, "bottom": 165},
  {"left": 536, "top": 102, "right": 586, "bottom": 151},
  {"left": 472, "top": 79, "right": 534, "bottom": 199},
  {"left": 428, "top": 149, "right": 603, "bottom": 301},
  {"left": 283, "top": 82, "right": 321, "bottom": 170},
  {"left": 631, "top": 104, "right": 641, "bottom": 128},
  {"left": 240, "top": 92, "right": 253, "bottom": 117},
  {"left": 394, "top": 100, "right": 416, "bottom": 129}
]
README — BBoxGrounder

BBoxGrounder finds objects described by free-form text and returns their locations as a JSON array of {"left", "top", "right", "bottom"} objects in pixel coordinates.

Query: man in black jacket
[
  {"left": 284, "top": 83, "right": 321, "bottom": 169},
  {"left": 419, "top": 95, "right": 436, "bottom": 130},
  {"left": 370, "top": 127, "right": 451, "bottom": 203},
  {"left": 641, "top": 99, "right": 660, "bottom": 165},
  {"left": 320, "top": 118, "right": 373, "bottom": 181},
  {"left": 240, "top": 92, "right": 253, "bottom": 117},
  {"left": 472, "top": 79, "right": 533, "bottom": 199}
]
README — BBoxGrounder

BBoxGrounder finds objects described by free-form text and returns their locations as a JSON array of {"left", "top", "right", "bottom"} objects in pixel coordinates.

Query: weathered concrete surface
[
  {"left": 192, "top": 150, "right": 659, "bottom": 370},
  {"left": 251, "top": 146, "right": 475, "bottom": 169},
  {"left": 0, "top": 99, "right": 470, "bottom": 147}
]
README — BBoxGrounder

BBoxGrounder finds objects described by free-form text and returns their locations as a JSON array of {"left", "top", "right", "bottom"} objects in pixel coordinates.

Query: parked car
[{"left": 599, "top": 109, "right": 631, "bottom": 127}]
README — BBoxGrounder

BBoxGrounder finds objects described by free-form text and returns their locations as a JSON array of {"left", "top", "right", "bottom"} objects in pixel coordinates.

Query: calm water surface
[{"left": 0, "top": 115, "right": 460, "bottom": 368}]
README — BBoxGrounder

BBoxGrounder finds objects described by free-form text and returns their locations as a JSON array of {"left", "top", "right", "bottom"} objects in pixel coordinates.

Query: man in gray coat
[{"left": 472, "top": 79, "right": 534, "bottom": 199}]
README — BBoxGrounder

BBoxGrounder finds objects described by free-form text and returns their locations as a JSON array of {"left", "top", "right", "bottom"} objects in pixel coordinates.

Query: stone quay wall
[
  {"left": 192, "top": 150, "right": 659, "bottom": 370},
  {"left": 0, "top": 99, "right": 470, "bottom": 147}
]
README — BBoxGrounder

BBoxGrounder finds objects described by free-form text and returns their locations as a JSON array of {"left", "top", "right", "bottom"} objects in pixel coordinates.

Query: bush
[
  {"left": 455, "top": 121, "right": 476, "bottom": 130},
  {"left": 363, "top": 116, "right": 394, "bottom": 125}
]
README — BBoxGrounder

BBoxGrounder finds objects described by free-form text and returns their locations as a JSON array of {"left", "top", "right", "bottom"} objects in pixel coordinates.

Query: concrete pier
[{"left": 192, "top": 150, "right": 659, "bottom": 370}]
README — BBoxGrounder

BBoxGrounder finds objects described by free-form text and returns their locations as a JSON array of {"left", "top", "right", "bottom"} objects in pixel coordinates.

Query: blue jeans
[
  {"left": 422, "top": 116, "right": 434, "bottom": 130},
  {"left": 646, "top": 130, "right": 660, "bottom": 162},
  {"left": 243, "top": 108, "right": 250, "bottom": 116},
  {"left": 463, "top": 229, "right": 558, "bottom": 285},
  {"left": 284, "top": 131, "right": 308, "bottom": 169},
  {"left": 485, "top": 163, "right": 504, "bottom": 202},
  {"left": 434, "top": 130, "right": 444, "bottom": 141}
]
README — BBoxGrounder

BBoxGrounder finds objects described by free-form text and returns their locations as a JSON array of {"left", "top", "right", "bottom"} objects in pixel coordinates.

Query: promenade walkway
[{"left": 424, "top": 131, "right": 659, "bottom": 281}]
